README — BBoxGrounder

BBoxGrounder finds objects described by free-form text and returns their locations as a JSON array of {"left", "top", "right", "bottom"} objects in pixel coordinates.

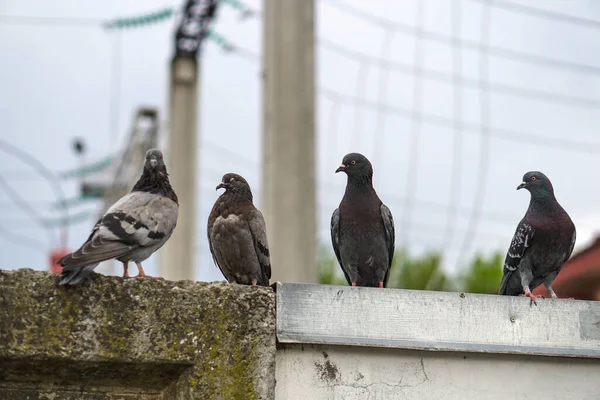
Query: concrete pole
[
  {"left": 262, "top": 0, "right": 317, "bottom": 283},
  {"left": 159, "top": 56, "right": 198, "bottom": 281}
]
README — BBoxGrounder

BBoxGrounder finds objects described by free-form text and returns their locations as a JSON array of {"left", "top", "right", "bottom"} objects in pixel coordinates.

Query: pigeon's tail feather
[
  {"left": 498, "top": 272, "right": 512, "bottom": 295},
  {"left": 58, "top": 263, "right": 98, "bottom": 286}
]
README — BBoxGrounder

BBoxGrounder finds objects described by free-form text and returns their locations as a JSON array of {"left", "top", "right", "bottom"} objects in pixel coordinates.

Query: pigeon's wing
[
  {"left": 60, "top": 192, "right": 178, "bottom": 270},
  {"left": 380, "top": 203, "right": 395, "bottom": 287},
  {"left": 207, "top": 210, "right": 228, "bottom": 281},
  {"left": 564, "top": 229, "right": 576, "bottom": 263},
  {"left": 248, "top": 208, "right": 271, "bottom": 286},
  {"left": 330, "top": 208, "right": 351, "bottom": 285},
  {"left": 499, "top": 220, "right": 535, "bottom": 295}
]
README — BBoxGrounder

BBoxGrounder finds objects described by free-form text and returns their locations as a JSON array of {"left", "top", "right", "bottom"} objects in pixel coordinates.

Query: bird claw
[{"left": 520, "top": 291, "right": 539, "bottom": 306}]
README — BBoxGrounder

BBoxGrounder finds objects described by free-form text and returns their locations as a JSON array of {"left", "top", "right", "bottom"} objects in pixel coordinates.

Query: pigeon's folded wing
[
  {"left": 499, "top": 220, "right": 534, "bottom": 294},
  {"left": 380, "top": 204, "right": 395, "bottom": 265},
  {"left": 248, "top": 208, "right": 271, "bottom": 284},
  {"left": 565, "top": 230, "right": 576, "bottom": 263},
  {"left": 380, "top": 203, "right": 395, "bottom": 287},
  {"left": 330, "top": 208, "right": 352, "bottom": 284},
  {"left": 61, "top": 192, "right": 178, "bottom": 270}
]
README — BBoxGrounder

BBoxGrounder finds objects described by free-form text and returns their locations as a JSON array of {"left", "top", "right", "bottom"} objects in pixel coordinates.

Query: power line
[
  {"left": 371, "top": 30, "right": 394, "bottom": 189},
  {"left": 0, "top": 225, "right": 47, "bottom": 253},
  {"left": 442, "top": 0, "right": 464, "bottom": 253},
  {"left": 0, "top": 174, "right": 53, "bottom": 245},
  {"left": 473, "top": 0, "right": 600, "bottom": 28},
  {"left": 322, "top": 0, "right": 600, "bottom": 76},
  {"left": 319, "top": 37, "right": 600, "bottom": 109},
  {"left": 351, "top": 62, "right": 370, "bottom": 149},
  {"left": 318, "top": 86, "right": 600, "bottom": 154},
  {"left": 0, "top": 14, "right": 103, "bottom": 26},
  {"left": 456, "top": 1, "right": 493, "bottom": 269},
  {"left": 401, "top": 0, "right": 426, "bottom": 247},
  {"left": 325, "top": 98, "right": 342, "bottom": 183},
  {"left": 0, "top": 139, "right": 69, "bottom": 246}
]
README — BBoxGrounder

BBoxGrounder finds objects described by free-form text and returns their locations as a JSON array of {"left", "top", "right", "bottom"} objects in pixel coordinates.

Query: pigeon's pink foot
[
  {"left": 122, "top": 261, "right": 129, "bottom": 278},
  {"left": 379, "top": 282, "right": 383, "bottom": 288},
  {"left": 132, "top": 262, "right": 158, "bottom": 279},
  {"left": 523, "top": 288, "right": 539, "bottom": 306},
  {"left": 251, "top": 280, "right": 257, "bottom": 286},
  {"left": 351, "top": 282, "right": 356, "bottom": 287}
]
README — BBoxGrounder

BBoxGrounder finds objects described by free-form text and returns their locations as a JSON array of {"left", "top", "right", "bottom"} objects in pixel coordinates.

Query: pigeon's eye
[
  {"left": 350, "top": 160, "right": 356, "bottom": 165},
  {"left": 531, "top": 176, "right": 537, "bottom": 182},
  {"left": 230, "top": 177, "right": 235, "bottom": 182}
]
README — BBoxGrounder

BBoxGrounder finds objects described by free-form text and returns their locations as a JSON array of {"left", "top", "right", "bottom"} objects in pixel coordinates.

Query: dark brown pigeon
[
  {"left": 331, "top": 153, "right": 395, "bottom": 288},
  {"left": 207, "top": 173, "right": 271, "bottom": 286},
  {"left": 498, "top": 171, "right": 576, "bottom": 305},
  {"left": 57, "top": 149, "right": 179, "bottom": 286}
]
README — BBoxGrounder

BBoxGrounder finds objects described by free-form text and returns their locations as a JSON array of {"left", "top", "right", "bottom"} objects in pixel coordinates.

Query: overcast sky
[{"left": 2, "top": 0, "right": 600, "bottom": 283}]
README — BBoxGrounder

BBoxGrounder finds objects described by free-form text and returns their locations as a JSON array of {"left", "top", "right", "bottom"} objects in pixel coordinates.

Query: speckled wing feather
[
  {"left": 59, "top": 191, "right": 178, "bottom": 271},
  {"left": 499, "top": 220, "right": 534, "bottom": 295}
]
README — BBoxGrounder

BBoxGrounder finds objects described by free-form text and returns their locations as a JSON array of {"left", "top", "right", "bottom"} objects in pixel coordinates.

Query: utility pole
[
  {"left": 262, "top": 0, "right": 317, "bottom": 283},
  {"left": 159, "top": 0, "right": 219, "bottom": 281}
]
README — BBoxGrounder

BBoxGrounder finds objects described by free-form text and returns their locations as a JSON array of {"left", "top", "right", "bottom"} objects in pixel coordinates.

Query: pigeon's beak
[
  {"left": 149, "top": 158, "right": 158, "bottom": 168},
  {"left": 517, "top": 182, "right": 526, "bottom": 190},
  {"left": 216, "top": 182, "right": 226, "bottom": 191},
  {"left": 335, "top": 164, "right": 346, "bottom": 173}
]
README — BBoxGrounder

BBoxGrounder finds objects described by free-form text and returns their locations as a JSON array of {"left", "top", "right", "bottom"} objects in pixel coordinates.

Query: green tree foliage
[
  {"left": 456, "top": 251, "right": 504, "bottom": 294},
  {"left": 318, "top": 245, "right": 504, "bottom": 294}
]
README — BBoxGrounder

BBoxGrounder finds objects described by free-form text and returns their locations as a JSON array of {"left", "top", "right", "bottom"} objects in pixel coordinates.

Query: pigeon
[
  {"left": 331, "top": 153, "right": 395, "bottom": 288},
  {"left": 498, "top": 171, "right": 576, "bottom": 305},
  {"left": 207, "top": 173, "right": 271, "bottom": 286},
  {"left": 57, "top": 149, "right": 179, "bottom": 286}
]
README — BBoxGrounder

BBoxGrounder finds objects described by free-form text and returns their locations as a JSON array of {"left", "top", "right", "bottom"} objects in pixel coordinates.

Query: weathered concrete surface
[
  {"left": 0, "top": 269, "right": 276, "bottom": 400},
  {"left": 276, "top": 344, "right": 600, "bottom": 400}
]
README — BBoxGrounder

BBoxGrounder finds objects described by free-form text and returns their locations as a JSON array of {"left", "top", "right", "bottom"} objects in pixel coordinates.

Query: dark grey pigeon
[
  {"left": 498, "top": 171, "right": 576, "bottom": 305},
  {"left": 57, "top": 149, "right": 179, "bottom": 286},
  {"left": 207, "top": 173, "right": 271, "bottom": 286},
  {"left": 331, "top": 153, "right": 395, "bottom": 288}
]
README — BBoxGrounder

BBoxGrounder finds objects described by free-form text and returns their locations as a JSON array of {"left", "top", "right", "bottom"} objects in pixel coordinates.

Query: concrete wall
[
  {"left": 2, "top": 271, "right": 600, "bottom": 400},
  {"left": 275, "top": 283, "right": 600, "bottom": 400},
  {"left": 0, "top": 269, "right": 276, "bottom": 400}
]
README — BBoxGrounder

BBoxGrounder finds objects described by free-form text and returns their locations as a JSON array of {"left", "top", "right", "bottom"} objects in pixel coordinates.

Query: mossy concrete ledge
[{"left": 0, "top": 269, "right": 276, "bottom": 400}]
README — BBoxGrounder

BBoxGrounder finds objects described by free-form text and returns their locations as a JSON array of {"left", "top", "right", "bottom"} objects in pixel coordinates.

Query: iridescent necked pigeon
[
  {"left": 498, "top": 171, "right": 576, "bottom": 305},
  {"left": 331, "top": 153, "right": 395, "bottom": 288}
]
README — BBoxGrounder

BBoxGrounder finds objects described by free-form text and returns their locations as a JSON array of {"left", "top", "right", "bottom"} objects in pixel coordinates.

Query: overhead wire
[
  {"left": 0, "top": 139, "right": 69, "bottom": 246},
  {"left": 471, "top": 0, "right": 600, "bottom": 28},
  {"left": 455, "top": 0, "right": 493, "bottom": 270},
  {"left": 322, "top": 0, "right": 600, "bottom": 76},
  {"left": 319, "top": 37, "right": 600, "bottom": 109},
  {"left": 351, "top": 62, "right": 370, "bottom": 149},
  {"left": 371, "top": 30, "right": 395, "bottom": 189},
  {"left": 318, "top": 86, "right": 600, "bottom": 154},
  {"left": 0, "top": 225, "right": 47, "bottom": 253},
  {"left": 441, "top": 0, "right": 464, "bottom": 254},
  {"left": 401, "top": 0, "right": 426, "bottom": 248},
  {"left": 0, "top": 174, "right": 53, "bottom": 245}
]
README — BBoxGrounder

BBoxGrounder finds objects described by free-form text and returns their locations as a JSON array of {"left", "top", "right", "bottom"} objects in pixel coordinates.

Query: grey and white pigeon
[
  {"left": 331, "top": 153, "right": 395, "bottom": 288},
  {"left": 57, "top": 149, "right": 179, "bottom": 286},
  {"left": 207, "top": 173, "right": 271, "bottom": 286},
  {"left": 498, "top": 171, "right": 576, "bottom": 305}
]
